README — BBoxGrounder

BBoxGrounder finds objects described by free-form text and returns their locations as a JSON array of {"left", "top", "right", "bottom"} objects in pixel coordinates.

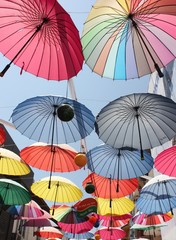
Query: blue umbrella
[
  {"left": 11, "top": 95, "right": 95, "bottom": 144},
  {"left": 86, "top": 144, "right": 153, "bottom": 179},
  {"left": 64, "top": 231, "right": 94, "bottom": 239}
]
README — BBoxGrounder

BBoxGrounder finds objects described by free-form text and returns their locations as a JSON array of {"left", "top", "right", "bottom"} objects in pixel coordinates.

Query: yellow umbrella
[
  {"left": 0, "top": 148, "right": 30, "bottom": 176},
  {"left": 96, "top": 197, "right": 135, "bottom": 216},
  {"left": 31, "top": 176, "right": 83, "bottom": 204}
]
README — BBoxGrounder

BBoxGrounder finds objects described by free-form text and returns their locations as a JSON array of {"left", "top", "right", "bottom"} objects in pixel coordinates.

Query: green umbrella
[{"left": 0, "top": 178, "right": 31, "bottom": 205}]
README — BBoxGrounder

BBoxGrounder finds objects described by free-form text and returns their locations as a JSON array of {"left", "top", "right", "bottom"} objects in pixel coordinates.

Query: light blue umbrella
[
  {"left": 64, "top": 231, "right": 94, "bottom": 239},
  {"left": 11, "top": 95, "right": 95, "bottom": 144},
  {"left": 86, "top": 144, "right": 153, "bottom": 179}
]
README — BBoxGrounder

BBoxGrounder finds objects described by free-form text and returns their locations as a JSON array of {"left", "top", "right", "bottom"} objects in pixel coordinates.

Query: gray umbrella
[{"left": 95, "top": 93, "right": 176, "bottom": 158}]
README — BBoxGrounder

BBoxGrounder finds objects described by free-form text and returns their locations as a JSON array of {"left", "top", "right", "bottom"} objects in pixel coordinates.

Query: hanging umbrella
[
  {"left": 96, "top": 197, "right": 135, "bottom": 216},
  {"left": 95, "top": 93, "right": 176, "bottom": 159},
  {"left": 86, "top": 144, "right": 153, "bottom": 179},
  {"left": 82, "top": 0, "right": 176, "bottom": 80},
  {"left": 11, "top": 95, "right": 95, "bottom": 145},
  {"left": 94, "top": 227, "right": 126, "bottom": 240},
  {"left": 0, "top": 178, "right": 31, "bottom": 205},
  {"left": 64, "top": 231, "right": 94, "bottom": 239},
  {"left": 0, "top": 0, "right": 84, "bottom": 80},
  {"left": 52, "top": 205, "right": 94, "bottom": 234},
  {"left": 23, "top": 218, "right": 57, "bottom": 227},
  {"left": 154, "top": 146, "right": 176, "bottom": 177},
  {"left": 6, "top": 200, "right": 51, "bottom": 219},
  {"left": 82, "top": 172, "right": 138, "bottom": 198},
  {"left": 34, "top": 226, "right": 63, "bottom": 239},
  {"left": 0, "top": 148, "right": 30, "bottom": 176},
  {"left": 99, "top": 214, "right": 131, "bottom": 227},
  {"left": 31, "top": 176, "right": 83, "bottom": 206},
  {"left": 132, "top": 211, "right": 173, "bottom": 225},
  {"left": 0, "top": 126, "right": 6, "bottom": 145}
]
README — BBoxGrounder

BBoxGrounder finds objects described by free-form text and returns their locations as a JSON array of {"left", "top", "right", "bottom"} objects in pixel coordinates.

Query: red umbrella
[
  {"left": 99, "top": 213, "right": 132, "bottom": 227},
  {"left": 20, "top": 142, "right": 80, "bottom": 181},
  {"left": 82, "top": 172, "right": 138, "bottom": 198},
  {"left": 34, "top": 226, "right": 63, "bottom": 239},
  {"left": 94, "top": 227, "right": 126, "bottom": 240},
  {"left": 154, "top": 146, "right": 176, "bottom": 177},
  {"left": 0, "top": 126, "right": 6, "bottom": 145},
  {"left": 0, "top": 0, "right": 84, "bottom": 80}
]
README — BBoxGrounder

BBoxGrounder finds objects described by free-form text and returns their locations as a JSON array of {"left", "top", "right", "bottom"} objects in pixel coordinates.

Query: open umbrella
[
  {"left": 11, "top": 95, "right": 95, "bottom": 145},
  {"left": 82, "top": 172, "right": 138, "bottom": 198},
  {"left": 34, "top": 226, "right": 63, "bottom": 239},
  {"left": 0, "top": 178, "right": 31, "bottom": 205},
  {"left": 82, "top": 0, "right": 176, "bottom": 80},
  {"left": 86, "top": 144, "right": 153, "bottom": 179},
  {"left": 96, "top": 197, "right": 135, "bottom": 216},
  {"left": 132, "top": 211, "right": 173, "bottom": 225},
  {"left": 94, "top": 227, "right": 126, "bottom": 240},
  {"left": 52, "top": 205, "right": 94, "bottom": 234},
  {"left": 31, "top": 176, "right": 83, "bottom": 205},
  {"left": 99, "top": 214, "right": 131, "bottom": 227},
  {"left": 154, "top": 146, "right": 176, "bottom": 177},
  {"left": 0, "top": 126, "right": 6, "bottom": 145},
  {"left": 64, "top": 231, "right": 94, "bottom": 239},
  {"left": 23, "top": 218, "right": 57, "bottom": 227},
  {"left": 0, "top": 148, "right": 30, "bottom": 176},
  {"left": 95, "top": 93, "right": 176, "bottom": 159},
  {"left": 0, "top": 0, "right": 84, "bottom": 80}
]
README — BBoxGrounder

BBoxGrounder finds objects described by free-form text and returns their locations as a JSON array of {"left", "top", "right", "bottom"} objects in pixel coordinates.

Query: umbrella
[
  {"left": 154, "top": 146, "right": 176, "bottom": 177},
  {"left": 132, "top": 211, "right": 173, "bottom": 225},
  {"left": 6, "top": 200, "right": 51, "bottom": 219},
  {"left": 0, "top": 126, "right": 6, "bottom": 145},
  {"left": 34, "top": 226, "right": 63, "bottom": 239},
  {"left": 81, "top": 0, "right": 176, "bottom": 80},
  {"left": 0, "top": 178, "right": 31, "bottom": 205},
  {"left": 82, "top": 172, "right": 138, "bottom": 198},
  {"left": 23, "top": 218, "right": 58, "bottom": 227},
  {"left": 0, "top": 0, "right": 84, "bottom": 80},
  {"left": 86, "top": 144, "right": 153, "bottom": 179},
  {"left": 95, "top": 93, "right": 176, "bottom": 159},
  {"left": 31, "top": 176, "right": 83, "bottom": 205},
  {"left": 0, "top": 148, "right": 30, "bottom": 176},
  {"left": 64, "top": 231, "right": 94, "bottom": 239},
  {"left": 52, "top": 205, "right": 94, "bottom": 233},
  {"left": 99, "top": 214, "right": 131, "bottom": 227},
  {"left": 94, "top": 227, "right": 126, "bottom": 240},
  {"left": 96, "top": 197, "right": 135, "bottom": 215},
  {"left": 11, "top": 95, "right": 95, "bottom": 144}
]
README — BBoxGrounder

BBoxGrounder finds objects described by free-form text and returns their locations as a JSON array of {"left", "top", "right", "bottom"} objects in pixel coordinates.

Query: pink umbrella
[
  {"left": 94, "top": 227, "right": 126, "bottom": 240},
  {"left": 23, "top": 218, "right": 58, "bottom": 227},
  {"left": 99, "top": 213, "right": 132, "bottom": 227},
  {"left": 0, "top": 0, "right": 84, "bottom": 80},
  {"left": 154, "top": 146, "right": 176, "bottom": 176},
  {"left": 34, "top": 226, "right": 63, "bottom": 239}
]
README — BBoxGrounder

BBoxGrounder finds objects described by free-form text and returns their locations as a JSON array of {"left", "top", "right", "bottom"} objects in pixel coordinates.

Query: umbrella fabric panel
[
  {"left": 86, "top": 144, "right": 153, "bottom": 179},
  {"left": 11, "top": 95, "right": 95, "bottom": 144},
  {"left": 0, "top": 0, "right": 84, "bottom": 80},
  {"left": 95, "top": 93, "right": 176, "bottom": 150},
  {"left": 82, "top": 0, "right": 176, "bottom": 80}
]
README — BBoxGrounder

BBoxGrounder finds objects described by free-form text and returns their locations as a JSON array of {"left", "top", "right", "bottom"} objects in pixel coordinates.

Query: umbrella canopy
[
  {"left": 53, "top": 205, "right": 94, "bottom": 234},
  {"left": 154, "top": 146, "right": 176, "bottom": 177},
  {"left": 132, "top": 211, "right": 173, "bottom": 225},
  {"left": 99, "top": 214, "right": 131, "bottom": 227},
  {"left": 96, "top": 197, "right": 135, "bottom": 215},
  {"left": 0, "top": 178, "right": 31, "bottom": 205},
  {"left": 82, "top": 0, "right": 176, "bottom": 80},
  {"left": 0, "top": 126, "right": 6, "bottom": 145},
  {"left": 64, "top": 231, "right": 94, "bottom": 239},
  {"left": 131, "top": 223, "right": 167, "bottom": 231},
  {"left": 23, "top": 218, "right": 57, "bottom": 227},
  {"left": 0, "top": 148, "right": 30, "bottom": 176},
  {"left": 82, "top": 172, "right": 138, "bottom": 198},
  {"left": 6, "top": 200, "right": 51, "bottom": 219},
  {"left": 11, "top": 95, "right": 95, "bottom": 144},
  {"left": 31, "top": 176, "right": 83, "bottom": 204},
  {"left": 86, "top": 144, "right": 153, "bottom": 179},
  {"left": 0, "top": 0, "right": 84, "bottom": 80},
  {"left": 95, "top": 93, "right": 176, "bottom": 158},
  {"left": 34, "top": 226, "right": 63, "bottom": 239},
  {"left": 20, "top": 142, "right": 79, "bottom": 172},
  {"left": 94, "top": 227, "right": 126, "bottom": 240}
]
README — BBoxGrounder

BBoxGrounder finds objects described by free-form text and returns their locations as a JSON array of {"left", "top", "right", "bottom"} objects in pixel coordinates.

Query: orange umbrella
[
  {"left": 82, "top": 172, "right": 138, "bottom": 198},
  {"left": 34, "top": 226, "right": 63, "bottom": 239}
]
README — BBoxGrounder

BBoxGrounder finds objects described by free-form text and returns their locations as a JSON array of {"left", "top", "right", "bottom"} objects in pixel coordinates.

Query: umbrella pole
[
  {"left": 131, "top": 18, "right": 164, "bottom": 78},
  {"left": 0, "top": 18, "right": 49, "bottom": 77},
  {"left": 52, "top": 182, "right": 59, "bottom": 215},
  {"left": 134, "top": 107, "right": 144, "bottom": 160},
  {"left": 109, "top": 175, "right": 112, "bottom": 208}
]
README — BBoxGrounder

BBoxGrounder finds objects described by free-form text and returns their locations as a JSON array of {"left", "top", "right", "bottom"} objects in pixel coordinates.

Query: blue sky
[{"left": 0, "top": 0, "right": 150, "bottom": 204}]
